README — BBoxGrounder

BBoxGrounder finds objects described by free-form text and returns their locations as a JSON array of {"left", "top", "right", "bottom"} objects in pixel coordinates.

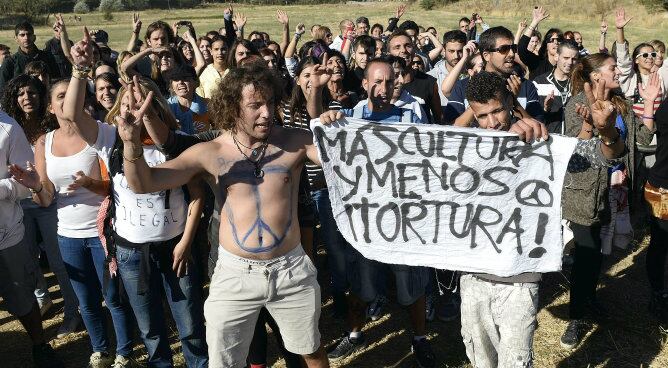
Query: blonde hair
[
  {"left": 105, "top": 77, "right": 178, "bottom": 131},
  {"left": 116, "top": 51, "right": 134, "bottom": 83},
  {"left": 313, "top": 26, "right": 332, "bottom": 42}
]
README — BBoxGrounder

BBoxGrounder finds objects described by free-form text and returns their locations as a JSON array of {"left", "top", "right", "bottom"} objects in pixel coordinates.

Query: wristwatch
[{"left": 30, "top": 183, "right": 43, "bottom": 195}]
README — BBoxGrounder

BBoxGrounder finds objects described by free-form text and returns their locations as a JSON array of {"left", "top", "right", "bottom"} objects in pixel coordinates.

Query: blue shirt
[
  {"left": 340, "top": 104, "right": 424, "bottom": 124},
  {"left": 444, "top": 76, "right": 545, "bottom": 123},
  {"left": 167, "top": 94, "right": 209, "bottom": 135}
]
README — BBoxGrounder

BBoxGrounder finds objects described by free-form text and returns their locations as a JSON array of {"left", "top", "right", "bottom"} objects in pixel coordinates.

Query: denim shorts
[{"left": 348, "top": 247, "right": 429, "bottom": 306}]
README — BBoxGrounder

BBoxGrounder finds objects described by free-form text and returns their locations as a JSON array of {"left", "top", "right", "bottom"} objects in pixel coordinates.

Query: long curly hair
[
  {"left": 0, "top": 74, "right": 53, "bottom": 144},
  {"left": 208, "top": 64, "right": 283, "bottom": 132}
]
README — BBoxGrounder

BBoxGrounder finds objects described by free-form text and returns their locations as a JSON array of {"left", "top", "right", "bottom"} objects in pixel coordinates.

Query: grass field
[{"left": 2, "top": 1, "right": 668, "bottom": 55}]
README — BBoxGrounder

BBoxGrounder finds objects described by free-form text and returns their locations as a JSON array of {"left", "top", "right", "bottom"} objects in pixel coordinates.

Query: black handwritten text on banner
[{"left": 311, "top": 118, "right": 578, "bottom": 276}]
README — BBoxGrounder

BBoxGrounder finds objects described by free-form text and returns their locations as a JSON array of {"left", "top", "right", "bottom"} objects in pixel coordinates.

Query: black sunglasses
[
  {"left": 487, "top": 44, "right": 517, "bottom": 55},
  {"left": 548, "top": 36, "right": 564, "bottom": 44}
]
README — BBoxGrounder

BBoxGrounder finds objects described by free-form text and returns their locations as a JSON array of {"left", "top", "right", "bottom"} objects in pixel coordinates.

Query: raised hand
[
  {"left": 600, "top": 20, "right": 608, "bottom": 34},
  {"left": 132, "top": 12, "right": 142, "bottom": 34},
  {"left": 584, "top": 80, "right": 616, "bottom": 134},
  {"left": 615, "top": 7, "right": 632, "bottom": 29},
  {"left": 543, "top": 90, "right": 555, "bottom": 111},
  {"left": 532, "top": 6, "right": 549, "bottom": 24},
  {"left": 575, "top": 103, "right": 592, "bottom": 124},
  {"left": 70, "top": 27, "right": 95, "bottom": 67},
  {"left": 639, "top": 72, "right": 661, "bottom": 102},
  {"left": 295, "top": 23, "right": 306, "bottom": 36},
  {"left": 396, "top": 3, "right": 407, "bottom": 19},
  {"left": 507, "top": 74, "right": 522, "bottom": 97},
  {"left": 310, "top": 53, "right": 332, "bottom": 89},
  {"left": 475, "top": 13, "right": 484, "bottom": 24},
  {"left": 8, "top": 162, "right": 41, "bottom": 190},
  {"left": 54, "top": 14, "right": 66, "bottom": 33},
  {"left": 518, "top": 19, "right": 527, "bottom": 32},
  {"left": 463, "top": 41, "right": 477, "bottom": 58},
  {"left": 276, "top": 9, "right": 289, "bottom": 25},
  {"left": 116, "top": 76, "right": 154, "bottom": 144},
  {"left": 233, "top": 12, "right": 247, "bottom": 29},
  {"left": 224, "top": 3, "right": 233, "bottom": 18}
]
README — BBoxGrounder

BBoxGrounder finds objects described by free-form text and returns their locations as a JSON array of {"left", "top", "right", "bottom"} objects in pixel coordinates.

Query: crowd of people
[{"left": 0, "top": 3, "right": 666, "bottom": 368}]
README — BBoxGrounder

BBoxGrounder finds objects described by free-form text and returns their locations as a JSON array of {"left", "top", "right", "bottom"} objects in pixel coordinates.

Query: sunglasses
[
  {"left": 487, "top": 44, "right": 518, "bottom": 54},
  {"left": 548, "top": 36, "right": 564, "bottom": 44},
  {"left": 636, "top": 52, "right": 658, "bottom": 59}
]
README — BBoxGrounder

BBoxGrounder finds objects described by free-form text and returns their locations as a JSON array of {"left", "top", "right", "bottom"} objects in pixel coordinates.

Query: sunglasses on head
[
  {"left": 636, "top": 52, "right": 658, "bottom": 59},
  {"left": 487, "top": 44, "right": 517, "bottom": 55}
]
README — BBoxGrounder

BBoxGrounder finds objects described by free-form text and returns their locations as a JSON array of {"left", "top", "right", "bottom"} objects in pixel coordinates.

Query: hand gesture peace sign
[
  {"left": 116, "top": 76, "right": 155, "bottom": 144},
  {"left": 309, "top": 53, "right": 331, "bottom": 89},
  {"left": 584, "top": 79, "right": 617, "bottom": 134}
]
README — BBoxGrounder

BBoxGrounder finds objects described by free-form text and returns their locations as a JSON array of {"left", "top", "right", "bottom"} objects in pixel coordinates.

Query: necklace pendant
[
  {"left": 254, "top": 168, "right": 264, "bottom": 178},
  {"left": 250, "top": 148, "right": 259, "bottom": 158}
]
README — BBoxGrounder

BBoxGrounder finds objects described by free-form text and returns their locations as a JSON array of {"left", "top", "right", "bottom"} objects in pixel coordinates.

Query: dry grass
[
  {"left": 1, "top": 1, "right": 668, "bottom": 55},
  {"left": 2, "top": 235, "right": 668, "bottom": 367}
]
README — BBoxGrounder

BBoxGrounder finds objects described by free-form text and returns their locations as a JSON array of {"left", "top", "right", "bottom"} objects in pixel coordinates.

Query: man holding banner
[
  {"left": 319, "top": 57, "right": 436, "bottom": 368},
  {"left": 313, "top": 65, "right": 625, "bottom": 367}
]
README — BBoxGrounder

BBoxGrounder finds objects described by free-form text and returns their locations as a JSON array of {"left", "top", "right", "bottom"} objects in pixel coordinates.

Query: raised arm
[
  {"left": 276, "top": 10, "right": 290, "bottom": 56},
  {"left": 386, "top": 4, "right": 406, "bottom": 33},
  {"left": 614, "top": 8, "right": 634, "bottom": 89},
  {"left": 284, "top": 23, "right": 304, "bottom": 60},
  {"left": 127, "top": 13, "right": 142, "bottom": 52},
  {"left": 120, "top": 47, "right": 157, "bottom": 78},
  {"left": 233, "top": 12, "right": 247, "bottom": 40},
  {"left": 598, "top": 20, "right": 608, "bottom": 52},
  {"left": 518, "top": 6, "right": 548, "bottom": 70},
  {"left": 117, "top": 79, "right": 204, "bottom": 193},
  {"left": 515, "top": 19, "right": 527, "bottom": 45},
  {"left": 305, "top": 54, "right": 331, "bottom": 118},
  {"left": 424, "top": 32, "right": 444, "bottom": 62},
  {"left": 63, "top": 27, "right": 101, "bottom": 145},
  {"left": 442, "top": 42, "right": 476, "bottom": 97},
  {"left": 55, "top": 15, "right": 74, "bottom": 64},
  {"left": 223, "top": 5, "right": 237, "bottom": 46},
  {"left": 183, "top": 31, "right": 206, "bottom": 76}
]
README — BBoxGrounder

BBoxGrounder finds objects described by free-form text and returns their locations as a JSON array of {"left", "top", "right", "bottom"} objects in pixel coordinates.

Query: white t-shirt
[
  {"left": 93, "top": 121, "right": 186, "bottom": 243},
  {"left": 0, "top": 111, "right": 33, "bottom": 250},
  {"left": 45, "top": 131, "right": 103, "bottom": 238}
]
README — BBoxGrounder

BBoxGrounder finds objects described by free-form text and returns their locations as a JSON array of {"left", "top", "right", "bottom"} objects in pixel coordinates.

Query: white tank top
[{"left": 45, "top": 131, "right": 104, "bottom": 238}]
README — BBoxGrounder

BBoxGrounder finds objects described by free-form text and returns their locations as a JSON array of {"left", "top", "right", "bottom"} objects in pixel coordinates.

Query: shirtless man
[{"left": 117, "top": 58, "right": 329, "bottom": 367}]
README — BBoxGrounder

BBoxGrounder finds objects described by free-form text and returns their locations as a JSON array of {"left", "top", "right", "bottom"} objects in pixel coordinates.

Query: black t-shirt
[
  {"left": 403, "top": 71, "right": 437, "bottom": 123},
  {"left": 650, "top": 99, "right": 668, "bottom": 188},
  {"left": 343, "top": 67, "right": 366, "bottom": 100}
]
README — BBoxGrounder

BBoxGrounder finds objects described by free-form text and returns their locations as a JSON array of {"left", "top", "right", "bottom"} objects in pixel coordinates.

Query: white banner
[{"left": 311, "top": 118, "right": 578, "bottom": 276}]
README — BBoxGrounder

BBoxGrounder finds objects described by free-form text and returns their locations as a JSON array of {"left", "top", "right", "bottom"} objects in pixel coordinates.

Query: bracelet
[
  {"left": 124, "top": 150, "right": 143, "bottom": 163},
  {"left": 599, "top": 128, "right": 621, "bottom": 146},
  {"left": 71, "top": 69, "right": 88, "bottom": 80},
  {"left": 642, "top": 115, "right": 655, "bottom": 120},
  {"left": 294, "top": 33, "right": 302, "bottom": 39},
  {"left": 30, "top": 183, "right": 43, "bottom": 194}
]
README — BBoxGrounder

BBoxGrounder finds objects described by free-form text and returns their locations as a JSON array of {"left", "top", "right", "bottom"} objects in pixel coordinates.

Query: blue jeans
[
  {"left": 22, "top": 201, "right": 78, "bottom": 318},
  {"left": 311, "top": 189, "right": 349, "bottom": 294},
  {"left": 58, "top": 235, "right": 134, "bottom": 356},
  {"left": 116, "top": 243, "right": 208, "bottom": 368}
]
